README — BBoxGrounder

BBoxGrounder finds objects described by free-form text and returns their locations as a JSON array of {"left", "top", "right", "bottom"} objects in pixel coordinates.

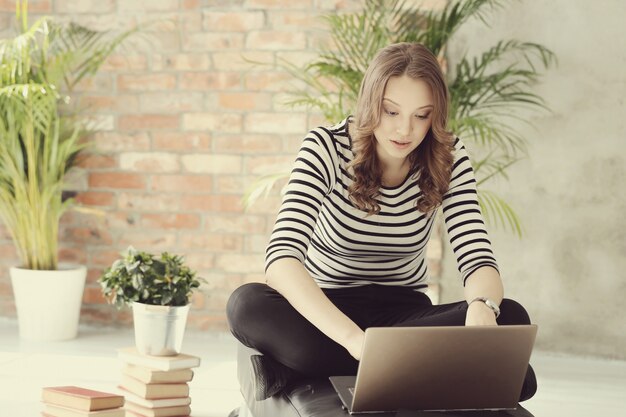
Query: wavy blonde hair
[{"left": 349, "top": 42, "right": 455, "bottom": 215}]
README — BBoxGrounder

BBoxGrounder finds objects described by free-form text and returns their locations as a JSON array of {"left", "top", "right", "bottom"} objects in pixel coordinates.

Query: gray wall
[{"left": 440, "top": 0, "right": 626, "bottom": 359}]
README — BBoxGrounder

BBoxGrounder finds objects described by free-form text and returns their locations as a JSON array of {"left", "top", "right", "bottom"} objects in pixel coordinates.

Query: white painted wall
[{"left": 440, "top": 0, "right": 626, "bottom": 358}]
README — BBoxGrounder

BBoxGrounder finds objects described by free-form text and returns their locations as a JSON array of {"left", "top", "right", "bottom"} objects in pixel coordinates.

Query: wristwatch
[{"left": 469, "top": 297, "right": 500, "bottom": 318}]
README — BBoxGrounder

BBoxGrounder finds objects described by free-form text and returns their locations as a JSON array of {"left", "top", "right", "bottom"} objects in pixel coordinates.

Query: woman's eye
[
  {"left": 416, "top": 113, "right": 431, "bottom": 120},
  {"left": 384, "top": 109, "right": 398, "bottom": 116}
]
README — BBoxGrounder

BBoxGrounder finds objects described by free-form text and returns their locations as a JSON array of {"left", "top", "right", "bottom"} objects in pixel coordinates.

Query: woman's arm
[
  {"left": 266, "top": 258, "right": 365, "bottom": 360},
  {"left": 463, "top": 265, "right": 503, "bottom": 326}
]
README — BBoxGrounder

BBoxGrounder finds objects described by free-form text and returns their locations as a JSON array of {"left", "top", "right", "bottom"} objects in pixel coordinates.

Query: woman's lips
[{"left": 391, "top": 140, "right": 411, "bottom": 149}]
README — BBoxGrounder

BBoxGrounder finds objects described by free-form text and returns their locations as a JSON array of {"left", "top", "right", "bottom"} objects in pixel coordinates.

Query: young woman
[{"left": 227, "top": 42, "right": 536, "bottom": 402}]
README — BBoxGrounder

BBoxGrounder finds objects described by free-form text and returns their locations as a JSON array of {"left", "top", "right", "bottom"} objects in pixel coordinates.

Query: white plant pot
[
  {"left": 10, "top": 264, "right": 87, "bottom": 341},
  {"left": 132, "top": 302, "right": 190, "bottom": 356}
]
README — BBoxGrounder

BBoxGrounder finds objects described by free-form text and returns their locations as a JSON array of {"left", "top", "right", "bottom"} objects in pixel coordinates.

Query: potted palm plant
[
  {"left": 99, "top": 246, "right": 206, "bottom": 356},
  {"left": 0, "top": 1, "right": 139, "bottom": 340},
  {"left": 243, "top": 0, "right": 556, "bottom": 236}
]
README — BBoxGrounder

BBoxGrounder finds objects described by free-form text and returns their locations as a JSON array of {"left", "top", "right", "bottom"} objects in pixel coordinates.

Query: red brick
[
  {"left": 212, "top": 51, "right": 274, "bottom": 71},
  {"left": 117, "top": 74, "right": 177, "bottom": 91},
  {"left": 76, "top": 154, "right": 117, "bottom": 170},
  {"left": 75, "top": 191, "right": 115, "bottom": 207},
  {"left": 90, "top": 249, "right": 122, "bottom": 268},
  {"left": 80, "top": 95, "right": 140, "bottom": 113},
  {"left": 244, "top": 71, "right": 293, "bottom": 92},
  {"left": 212, "top": 134, "right": 282, "bottom": 154},
  {"left": 117, "top": 231, "right": 177, "bottom": 250},
  {"left": 182, "top": 252, "right": 215, "bottom": 270},
  {"left": 218, "top": 92, "right": 272, "bottom": 111},
  {"left": 102, "top": 54, "right": 147, "bottom": 71},
  {"left": 202, "top": 11, "right": 265, "bottom": 32},
  {"left": 215, "top": 254, "right": 264, "bottom": 273},
  {"left": 215, "top": 175, "right": 254, "bottom": 194},
  {"left": 117, "top": 193, "right": 180, "bottom": 211},
  {"left": 182, "top": 113, "right": 242, "bottom": 133},
  {"left": 150, "top": 174, "right": 213, "bottom": 193},
  {"left": 119, "top": 152, "right": 180, "bottom": 173},
  {"left": 245, "top": 155, "right": 295, "bottom": 175},
  {"left": 79, "top": 306, "right": 115, "bottom": 323},
  {"left": 89, "top": 172, "right": 146, "bottom": 189},
  {"left": 179, "top": 234, "right": 243, "bottom": 252},
  {"left": 246, "top": 30, "right": 307, "bottom": 50},
  {"left": 86, "top": 268, "right": 105, "bottom": 284},
  {"left": 58, "top": 247, "right": 88, "bottom": 265},
  {"left": 92, "top": 132, "right": 151, "bottom": 152},
  {"left": 83, "top": 286, "right": 107, "bottom": 304},
  {"left": 245, "top": 112, "right": 307, "bottom": 134},
  {"left": 245, "top": 235, "right": 269, "bottom": 253},
  {"left": 152, "top": 132, "right": 212, "bottom": 151},
  {"left": 182, "top": 0, "right": 200, "bottom": 9},
  {"left": 139, "top": 92, "right": 203, "bottom": 113},
  {"left": 246, "top": 0, "right": 312, "bottom": 9},
  {"left": 1, "top": 0, "right": 51, "bottom": 12},
  {"left": 118, "top": 0, "right": 178, "bottom": 12},
  {"left": 191, "top": 291, "right": 206, "bottom": 309},
  {"left": 74, "top": 73, "right": 114, "bottom": 93},
  {"left": 180, "top": 72, "right": 241, "bottom": 90},
  {"left": 181, "top": 154, "right": 242, "bottom": 174},
  {"left": 55, "top": 0, "right": 114, "bottom": 13},
  {"left": 63, "top": 227, "right": 114, "bottom": 245},
  {"left": 153, "top": 53, "right": 211, "bottom": 71},
  {"left": 180, "top": 195, "right": 242, "bottom": 212},
  {"left": 0, "top": 244, "right": 18, "bottom": 262},
  {"left": 183, "top": 33, "right": 244, "bottom": 51},
  {"left": 140, "top": 213, "right": 201, "bottom": 229},
  {"left": 269, "top": 11, "right": 325, "bottom": 30},
  {"left": 118, "top": 115, "right": 180, "bottom": 130},
  {"left": 205, "top": 214, "right": 266, "bottom": 234}
]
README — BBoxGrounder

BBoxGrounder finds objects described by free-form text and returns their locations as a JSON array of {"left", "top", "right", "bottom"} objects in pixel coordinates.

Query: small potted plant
[{"left": 99, "top": 246, "right": 205, "bottom": 356}]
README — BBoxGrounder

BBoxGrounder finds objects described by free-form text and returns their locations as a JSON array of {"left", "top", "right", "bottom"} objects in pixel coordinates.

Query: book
[
  {"left": 118, "top": 387, "right": 191, "bottom": 408},
  {"left": 41, "top": 386, "right": 124, "bottom": 411},
  {"left": 122, "top": 364, "right": 194, "bottom": 384},
  {"left": 117, "top": 347, "right": 201, "bottom": 371},
  {"left": 125, "top": 402, "right": 191, "bottom": 417},
  {"left": 42, "top": 404, "right": 124, "bottom": 417},
  {"left": 120, "top": 375, "right": 189, "bottom": 399}
]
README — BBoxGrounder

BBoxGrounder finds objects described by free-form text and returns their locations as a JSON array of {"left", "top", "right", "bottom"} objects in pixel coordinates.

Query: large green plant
[
  {"left": 0, "top": 1, "right": 139, "bottom": 270},
  {"left": 244, "top": 0, "right": 556, "bottom": 236}
]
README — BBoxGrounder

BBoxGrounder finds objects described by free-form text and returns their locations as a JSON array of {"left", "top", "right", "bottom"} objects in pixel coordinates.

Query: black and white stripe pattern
[{"left": 265, "top": 117, "right": 498, "bottom": 290}]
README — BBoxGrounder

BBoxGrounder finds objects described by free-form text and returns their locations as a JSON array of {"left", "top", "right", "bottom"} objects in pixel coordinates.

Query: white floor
[{"left": 1, "top": 319, "right": 625, "bottom": 417}]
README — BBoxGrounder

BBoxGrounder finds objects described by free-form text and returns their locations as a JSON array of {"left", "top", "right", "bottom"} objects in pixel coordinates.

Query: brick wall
[{"left": 0, "top": 0, "right": 445, "bottom": 331}]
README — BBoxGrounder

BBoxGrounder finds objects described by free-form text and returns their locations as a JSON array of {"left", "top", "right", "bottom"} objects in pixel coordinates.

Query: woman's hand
[
  {"left": 345, "top": 329, "right": 366, "bottom": 360},
  {"left": 465, "top": 301, "right": 498, "bottom": 326}
]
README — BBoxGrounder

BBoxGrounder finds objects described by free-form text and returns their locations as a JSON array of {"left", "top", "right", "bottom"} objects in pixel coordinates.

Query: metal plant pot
[{"left": 132, "top": 302, "right": 190, "bottom": 356}]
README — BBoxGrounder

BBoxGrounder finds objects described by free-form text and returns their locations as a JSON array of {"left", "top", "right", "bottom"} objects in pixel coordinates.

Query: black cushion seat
[{"left": 236, "top": 343, "right": 535, "bottom": 417}]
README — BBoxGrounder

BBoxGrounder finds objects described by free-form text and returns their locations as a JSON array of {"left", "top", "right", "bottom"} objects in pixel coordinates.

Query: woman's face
[{"left": 373, "top": 74, "right": 434, "bottom": 168}]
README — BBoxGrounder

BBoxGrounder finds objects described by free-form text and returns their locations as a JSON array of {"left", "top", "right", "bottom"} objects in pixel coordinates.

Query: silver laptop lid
[{"left": 352, "top": 325, "right": 537, "bottom": 413}]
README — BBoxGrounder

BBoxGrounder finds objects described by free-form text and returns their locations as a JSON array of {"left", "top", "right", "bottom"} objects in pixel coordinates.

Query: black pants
[{"left": 227, "top": 283, "right": 532, "bottom": 377}]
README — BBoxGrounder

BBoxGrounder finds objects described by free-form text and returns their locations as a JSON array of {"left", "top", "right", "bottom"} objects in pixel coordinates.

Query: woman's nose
[{"left": 396, "top": 117, "right": 412, "bottom": 136}]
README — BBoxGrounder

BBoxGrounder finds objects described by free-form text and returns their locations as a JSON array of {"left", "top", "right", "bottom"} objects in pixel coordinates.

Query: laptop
[{"left": 330, "top": 325, "right": 537, "bottom": 414}]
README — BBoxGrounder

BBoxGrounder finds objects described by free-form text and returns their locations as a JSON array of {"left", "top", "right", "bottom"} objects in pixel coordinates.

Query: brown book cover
[
  {"left": 42, "top": 386, "right": 124, "bottom": 411},
  {"left": 125, "top": 402, "right": 191, "bottom": 417},
  {"left": 42, "top": 404, "right": 124, "bottom": 417},
  {"left": 119, "top": 375, "right": 189, "bottom": 400},
  {"left": 122, "top": 364, "right": 194, "bottom": 384},
  {"left": 117, "top": 347, "right": 201, "bottom": 371}
]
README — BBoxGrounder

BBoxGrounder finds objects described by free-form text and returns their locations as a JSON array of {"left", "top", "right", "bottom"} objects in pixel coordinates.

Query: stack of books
[
  {"left": 117, "top": 347, "right": 201, "bottom": 417},
  {"left": 41, "top": 386, "right": 124, "bottom": 417}
]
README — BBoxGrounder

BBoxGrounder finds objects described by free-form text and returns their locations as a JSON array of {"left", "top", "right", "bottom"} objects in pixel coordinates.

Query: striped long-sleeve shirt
[{"left": 265, "top": 117, "right": 498, "bottom": 291}]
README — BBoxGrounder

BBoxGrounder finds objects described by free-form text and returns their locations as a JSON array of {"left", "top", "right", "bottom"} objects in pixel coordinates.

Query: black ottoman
[{"left": 234, "top": 343, "right": 535, "bottom": 417}]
